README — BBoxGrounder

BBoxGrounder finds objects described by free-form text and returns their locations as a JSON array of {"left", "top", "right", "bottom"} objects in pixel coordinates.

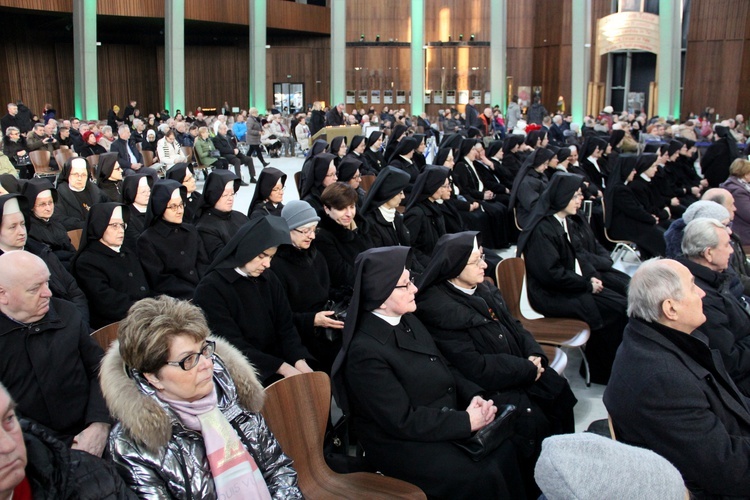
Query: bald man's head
[
  {"left": 0, "top": 251, "right": 52, "bottom": 323},
  {"left": 703, "top": 187, "right": 736, "bottom": 221}
]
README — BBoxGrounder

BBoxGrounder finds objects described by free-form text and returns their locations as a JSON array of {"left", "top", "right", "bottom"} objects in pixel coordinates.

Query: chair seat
[
  {"left": 540, "top": 344, "right": 568, "bottom": 375},
  {"left": 520, "top": 317, "right": 590, "bottom": 348}
]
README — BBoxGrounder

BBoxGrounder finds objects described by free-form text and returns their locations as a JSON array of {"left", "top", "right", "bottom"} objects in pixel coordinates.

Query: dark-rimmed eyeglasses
[
  {"left": 393, "top": 276, "right": 416, "bottom": 289},
  {"left": 165, "top": 340, "right": 216, "bottom": 371}
]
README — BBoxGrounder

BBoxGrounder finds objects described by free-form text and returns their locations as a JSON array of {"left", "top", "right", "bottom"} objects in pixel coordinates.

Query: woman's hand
[
  {"left": 590, "top": 277, "right": 604, "bottom": 294},
  {"left": 314, "top": 311, "right": 345, "bottom": 329},
  {"left": 469, "top": 202, "right": 480, "bottom": 211},
  {"left": 276, "top": 362, "right": 302, "bottom": 378},
  {"left": 483, "top": 190, "right": 495, "bottom": 200},
  {"left": 16, "top": 150, "right": 26, "bottom": 156},
  {"left": 528, "top": 356, "right": 545, "bottom": 381},
  {"left": 294, "top": 359, "right": 314, "bottom": 373},
  {"left": 466, "top": 396, "right": 497, "bottom": 432}
]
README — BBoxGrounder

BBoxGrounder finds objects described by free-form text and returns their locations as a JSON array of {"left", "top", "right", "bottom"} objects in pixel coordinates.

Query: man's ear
[
  {"left": 661, "top": 298, "right": 679, "bottom": 322},
  {"left": 0, "top": 287, "right": 8, "bottom": 306}
]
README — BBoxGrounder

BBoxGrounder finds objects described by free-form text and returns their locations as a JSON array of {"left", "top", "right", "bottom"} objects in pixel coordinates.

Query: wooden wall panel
[
  {"left": 184, "top": 46, "right": 247, "bottom": 112},
  {"left": 268, "top": 36, "right": 330, "bottom": 109},
  {"left": 424, "top": 46, "right": 489, "bottom": 115},
  {"left": 346, "top": 47, "right": 411, "bottom": 112},
  {"left": 425, "top": 0, "right": 489, "bottom": 43},
  {"left": 507, "top": 1, "right": 533, "bottom": 90},
  {"left": 185, "top": 0, "right": 247, "bottom": 25},
  {"left": 267, "top": 0, "right": 329, "bottom": 34},
  {"left": 346, "top": 0, "right": 410, "bottom": 43},
  {"left": 97, "top": 0, "right": 164, "bottom": 18},
  {"left": 533, "top": 0, "right": 572, "bottom": 112},
  {"left": 97, "top": 44, "right": 163, "bottom": 119},
  {"left": 0, "top": 0, "right": 70, "bottom": 12}
]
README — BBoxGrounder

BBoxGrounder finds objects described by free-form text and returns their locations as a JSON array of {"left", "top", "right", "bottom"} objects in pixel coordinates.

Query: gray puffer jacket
[{"left": 100, "top": 337, "right": 302, "bottom": 499}]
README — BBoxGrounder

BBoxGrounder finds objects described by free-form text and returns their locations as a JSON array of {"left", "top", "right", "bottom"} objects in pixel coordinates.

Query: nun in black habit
[
  {"left": 21, "top": 178, "right": 76, "bottom": 268},
  {"left": 411, "top": 133, "right": 427, "bottom": 171},
  {"left": 299, "top": 139, "right": 330, "bottom": 192},
  {"left": 629, "top": 152, "right": 673, "bottom": 227},
  {"left": 344, "top": 134, "right": 367, "bottom": 165},
  {"left": 0, "top": 174, "right": 21, "bottom": 195},
  {"left": 383, "top": 124, "right": 408, "bottom": 163},
  {"left": 331, "top": 246, "right": 525, "bottom": 499},
  {"left": 165, "top": 162, "right": 201, "bottom": 223},
  {"left": 330, "top": 136, "right": 348, "bottom": 167},
  {"left": 702, "top": 124, "right": 740, "bottom": 187},
  {"left": 485, "top": 139, "right": 515, "bottom": 192},
  {"left": 415, "top": 231, "right": 577, "bottom": 493},
  {"left": 387, "top": 137, "right": 421, "bottom": 188},
  {"left": 194, "top": 169, "right": 250, "bottom": 262},
  {"left": 604, "top": 154, "right": 666, "bottom": 258},
  {"left": 361, "top": 131, "right": 385, "bottom": 175},
  {"left": 193, "top": 216, "right": 313, "bottom": 386},
  {"left": 579, "top": 136, "right": 609, "bottom": 193},
  {"left": 71, "top": 202, "right": 150, "bottom": 329},
  {"left": 121, "top": 174, "right": 153, "bottom": 251},
  {"left": 55, "top": 157, "right": 110, "bottom": 229},
  {"left": 136, "top": 179, "right": 210, "bottom": 300},
  {"left": 517, "top": 173, "right": 627, "bottom": 384},
  {"left": 501, "top": 135, "right": 525, "bottom": 179},
  {"left": 248, "top": 167, "right": 287, "bottom": 219},
  {"left": 301, "top": 152, "right": 337, "bottom": 217},
  {"left": 508, "top": 148, "right": 554, "bottom": 229},
  {"left": 336, "top": 156, "right": 366, "bottom": 207},
  {"left": 403, "top": 165, "right": 450, "bottom": 258},
  {"left": 95, "top": 152, "right": 123, "bottom": 202}
]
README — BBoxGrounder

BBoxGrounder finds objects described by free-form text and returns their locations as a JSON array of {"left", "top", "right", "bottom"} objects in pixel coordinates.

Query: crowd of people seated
[{"left": 2, "top": 95, "right": 750, "bottom": 498}]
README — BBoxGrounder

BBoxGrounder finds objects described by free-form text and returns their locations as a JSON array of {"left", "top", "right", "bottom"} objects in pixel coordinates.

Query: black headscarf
[
  {"left": 526, "top": 130, "right": 547, "bottom": 148},
  {"left": 300, "top": 139, "right": 330, "bottom": 191},
  {"left": 581, "top": 136, "right": 608, "bottom": 159},
  {"left": 487, "top": 140, "right": 503, "bottom": 158},
  {"left": 76, "top": 202, "right": 129, "bottom": 257},
  {"left": 331, "top": 136, "right": 347, "bottom": 157},
  {"left": 516, "top": 172, "right": 584, "bottom": 256},
  {"left": 556, "top": 147, "right": 571, "bottom": 163},
  {"left": 433, "top": 147, "right": 453, "bottom": 166},
  {"left": 349, "top": 135, "right": 366, "bottom": 152},
  {"left": 715, "top": 125, "right": 740, "bottom": 161},
  {"left": 387, "top": 137, "right": 418, "bottom": 165},
  {"left": 22, "top": 178, "right": 57, "bottom": 208},
  {"left": 440, "top": 132, "right": 464, "bottom": 151},
  {"left": 604, "top": 154, "right": 638, "bottom": 228},
  {"left": 667, "top": 139, "right": 684, "bottom": 157},
  {"left": 390, "top": 124, "right": 408, "bottom": 144},
  {"left": 96, "top": 152, "right": 119, "bottom": 183},
  {"left": 248, "top": 167, "right": 286, "bottom": 214},
  {"left": 145, "top": 179, "right": 187, "bottom": 227},
  {"left": 56, "top": 157, "right": 90, "bottom": 187},
  {"left": 360, "top": 166, "right": 411, "bottom": 215},
  {"left": 165, "top": 163, "right": 194, "bottom": 184},
  {"left": 331, "top": 245, "right": 412, "bottom": 412},
  {"left": 467, "top": 127, "right": 483, "bottom": 139},
  {"left": 121, "top": 174, "right": 154, "bottom": 205},
  {"left": 0, "top": 175, "right": 22, "bottom": 194},
  {"left": 206, "top": 215, "right": 291, "bottom": 273},
  {"left": 300, "top": 153, "right": 336, "bottom": 199},
  {"left": 366, "top": 131, "right": 383, "bottom": 148},
  {"left": 508, "top": 148, "right": 555, "bottom": 209},
  {"left": 337, "top": 157, "right": 363, "bottom": 183},
  {"left": 609, "top": 130, "right": 626, "bottom": 149},
  {"left": 417, "top": 231, "right": 480, "bottom": 291},
  {"left": 503, "top": 135, "right": 525, "bottom": 155},
  {"left": 458, "top": 138, "right": 479, "bottom": 159},
  {"left": 635, "top": 153, "right": 657, "bottom": 175},
  {"left": 0, "top": 193, "right": 30, "bottom": 231},
  {"left": 200, "top": 169, "right": 240, "bottom": 211},
  {"left": 405, "top": 165, "right": 450, "bottom": 212}
]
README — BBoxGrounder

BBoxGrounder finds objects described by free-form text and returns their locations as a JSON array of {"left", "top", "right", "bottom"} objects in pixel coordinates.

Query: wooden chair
[
  {"left": 192, "top": 149, "right": 212, "bottom": 180},
  {"left": 541, "top": 344, "right": 568, "bottom": 375},
  {"left": 85, "top": 154, "right": 100, "bottom": 181},
  {"left": 29, "top": 150, "right": 56, "bottom": 178},
  {"left": 513, "top": 207, "right": 523, "bottom": 231},
  {"left": 359, "top": 174, "right": 377, "bottom": 194},
  {"left": 180, "top": 146, "right": 193, "bottom": 164},
  {"left": 141, "top": 149, "right": 156, "bottom": 168},
  {"left": 600, "top": 199, "right": 641, "bottom": 273},
  {"left": 91, "top": 322, "right": 119, "bottom": 351},
  {"left": 495, "top": 257, "right": 592, "bottom": 385},
  {"left": 607, "top": 413, "right": 617, "bottom": 441},
  {"left": 67, "top": 228, "right": 83, "bottom": 250},
  {"left": 53, "top": 148, "right": 73, "bottom": 170},
  {"left": 294, "top": 171, "right": 302, "bottom": 194},
  {"left": 262, "top": 372, "right": 426, "bottom": 499}
]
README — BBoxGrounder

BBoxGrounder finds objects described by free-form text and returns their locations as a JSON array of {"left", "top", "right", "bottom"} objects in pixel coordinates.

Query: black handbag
[
  {"left": 320, "top": 299, "right": 348, "bottom": 342},
  {"left": 16, "top": 154, "right": 31, "bottom": 166},
  {"left": 453, "top": 404, "right": 517, "bottom": 461},
  {"left": 209, "top": 149, "right": 220, "bottom": 158}
]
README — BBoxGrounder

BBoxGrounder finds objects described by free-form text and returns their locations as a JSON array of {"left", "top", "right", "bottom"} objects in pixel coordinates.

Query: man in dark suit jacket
[
  {"left": 325, "top": 103, "right": 345, "bottom": 127},
  {"left": 109, "top": 124, "right": 143, "bottom": 174},
  {"left": 604, "top": 258, "right": 750, "bottom": 498}
]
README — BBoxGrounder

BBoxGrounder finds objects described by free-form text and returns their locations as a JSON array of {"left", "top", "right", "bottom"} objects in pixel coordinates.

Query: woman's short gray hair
[
  {"left": 681, "top": 218, "right": 724, "bottom": 259},
  {"left": 118, "top": 296, "right": 210, "bottom": 374},
  {"left": 627, "top": 258, "right": 684, "bottom": 322}
]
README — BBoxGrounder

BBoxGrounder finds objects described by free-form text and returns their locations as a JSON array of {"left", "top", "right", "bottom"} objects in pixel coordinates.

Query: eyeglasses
[
  {"left": 293, "top": 226, "right": 319, "bottom": 237},
  {"left": 166, "top": 202, "right": 185, "bottom": 211},
  {"left": 468, "top": 254, "right": 486, "bottom": 267},
  {"left": 325, "top": 172, "right": 338, "bottom": 178},
  {"left": 35, "top": 201, "right": 54, "bottom": 209},
  {"left": 69, "top": 173, "right": 88, "bottom": 179},
  {"left": 107, "top": 222, "right": 128, "bottom": 231},
  {"left": 393, "top": 276, "right": 416, "bottom": 290},
  {"left": 352, "top": 175, "right": 362, "bottom": 181},
  {"left": 220, "top": 191, "right": 236, "bottom": 200},
  {"left": 271, "top": 186, "right": 285, "bottom": 193},
  {"left": 165, "top": 340, "right": 216, "bottom": 371}
]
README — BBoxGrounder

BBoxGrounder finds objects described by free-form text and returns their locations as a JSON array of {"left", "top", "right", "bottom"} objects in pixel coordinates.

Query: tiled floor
[{"left": 206, "top": 156, "right": 609, "bottom": 432}]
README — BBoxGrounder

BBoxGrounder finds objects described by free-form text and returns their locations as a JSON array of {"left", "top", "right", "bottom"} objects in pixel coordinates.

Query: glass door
[{"left": 273, "top": 83, "right": 305, "bottom": 115}]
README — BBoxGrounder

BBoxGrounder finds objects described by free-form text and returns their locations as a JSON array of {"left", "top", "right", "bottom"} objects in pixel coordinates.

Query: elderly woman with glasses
[
  {"left": 21, "top": 178, "right": 77, "bottom": 268},
  {"left": 71, "top": 202, "right": 150, "bottom": 329},
  {"left": 194, "top": 170, "right": 249, "bottom": 262},
  {"left": 248, "top": 167, "right": 286, "bottom": 219},
  {"left": 101, "top": 295, "right": 302, "bottom": 499},
  {"left": 55, "top": 157, "right": 110, "bottom": 229},
  {"left": 331, "top": 246, "right": 525, "bottom": 498},
  {"left": 137, "top": 179, "right": 210, "bottom": 300}
]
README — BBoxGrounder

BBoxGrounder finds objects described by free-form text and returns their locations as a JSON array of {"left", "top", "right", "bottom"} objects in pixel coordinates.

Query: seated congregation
[{"left": 2, "top": 101, "right": 750, "bottom": 499}]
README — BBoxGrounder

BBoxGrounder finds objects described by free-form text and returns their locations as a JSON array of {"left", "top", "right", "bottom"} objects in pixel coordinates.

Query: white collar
[
  {"left": 639, "top": 173, "right": 651, "bottom": 183},
  {"left": 378, "top": 205, "right": 396, "bottom": 223},
  {"left": 448, "top": 280, "right": 476, "bottom": 295},
  {"left": 234, "top": 266, "right": 249, "bottom": 277},
  {"left": 372, "top": 311, "right": 402, "bottom": 325}
]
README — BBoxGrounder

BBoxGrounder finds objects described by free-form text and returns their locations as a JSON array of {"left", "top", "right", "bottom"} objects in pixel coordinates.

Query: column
[
  {"left": 330, "top": 0, "right": 346, "bottom": 108},
  {"left": 73, "top": 0, "right": 97, "bottom": 120},
  {"left": 490, "top": 0, "right": 507, "bottom": 112},
  {"left": 249, "top": 0, "right": 267, "bottom": 114},
  {"left": 658, "top": 0, "right": 681, "bottom": 119},
  {"left": 411, "top": 0, "right": 425, "bottom": 116},
  {"left": 571, "top": 0, "right": 586, "bottom": 126},
  {"left": 165, "top": 0, "right": 185, "bottom": 117}
]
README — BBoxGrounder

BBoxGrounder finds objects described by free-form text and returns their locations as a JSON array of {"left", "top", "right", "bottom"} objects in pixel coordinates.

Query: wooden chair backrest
[
  {"left": 29, "top": 150, "right": 53, "bottom": 176},
  {"left": 495, "top": 257, "right": 526, "bottom": 319},
  {"left": 294, "top": 171, "right": 302, "bottom": 194},
  {"left": 91, "top": 322, "right": 119, "bottom": 351},
  {"left": 84, "top": 155, "right": 99, "bottom": 180},
  {"left": 53, "top": 149, "right": 73, "bottom": 169},
  {"left": 141, "top": 149, "right": 155, "bottom": 167},
  {"left": 359, "top": 174, "right": 377, "bottom": 194},
  {"left": 67, "top": 228, "right": 83, "bottom": 250},
  {"left": 180, "top": 146, "right": 193, "bottom": 161}
]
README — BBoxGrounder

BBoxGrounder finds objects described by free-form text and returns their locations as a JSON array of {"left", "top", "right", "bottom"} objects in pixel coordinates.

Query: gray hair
[
  {"left": 132, "top": 118, "right": 143, "bottom": 128},
  {"left": 118, "top": 124, "right": 131, "bottom": 134},
  {"left": 681, "top": 218, "right": 725, "bottom": 259},
  {"left": 101, "top": 125, "right": 112, "bottom": 135},
  {"left": 5, "top": 126, "right": 19, "bottom": 136},
  {"left": 157, "top": 123, "right": 171, "bottom": 134},
  {"left": 627, "top": 258, "right": 684, "bottom": 322}
]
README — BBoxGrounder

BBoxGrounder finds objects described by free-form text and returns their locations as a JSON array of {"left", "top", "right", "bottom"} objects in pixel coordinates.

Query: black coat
[
  {"left": 580, "top": 157, "right": 606, "bottom": 192},
  {"left": 309, "top": 110, "right": 326, "bottom": 137},
  {"left": 567, "top": 214, "right": 630, "bottom": 296},
  {"left": 403, "top": 199, "right": 445, "bottom": 257},
  {"left": 195, "top": 208, "right": 249, "bottom": 262},
  {"left": 389, "top": 157, "right": 420, "bottom": 187},
  {"left": 315, "top": 215, "right": 372, "bottom": 301},
  {"left": 249, "top": 201, "right": 283, "bottom": 219},
  {"left": 677, "top": 257, "right": 750, "bottom": 396},
  {"left": 344, "top": 312, "right": 520, "bottom": 499},
  {"left": 98, "top": 179, "right": 122, "bottom": 203},
  {"left": 109, "top": 138, "right": 143, "bottom": 171},
  {"left": 364, "top": 209, "right": 427, "bottom": 272},
  {"left": 123, "top": 206, "right": 146, "bottom": 252},
  {"left": 183, "top": 191, "right": 202, "bottom": 224},
  {"left": 608, "top": 184, "right": 666, "bottom": 258},
  {"left": 362, "top": 147, "right": 385, "bottom": 175},
  {"left": 604, "top": 318, "right": 750, "bottom": 498},
  {"left": 701, "top": 139, "right": 735, "bottom": 187},
  {"left": 28, "top": 215, "right": 76, "bottom": 268},
  {"left": 72, "top": 241, "right": 150, "bottom": 330},
  {"left": 55, "top": 183, "right": 110, "bottom": 229},
  {"left": 515, "top": 169, "right": 548, "bottom": 228},
  {"left": 21, "top": 418, "right": 137, "bottom": 499},
  {"left": 193, "top": 268, "right": 311, "bottom": 383},
  {"left": 0, "top": 298, "right": 107, "bottom": 441},
  {"left": 136, "top": 219, "right": 209, "bottom": 300}
]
